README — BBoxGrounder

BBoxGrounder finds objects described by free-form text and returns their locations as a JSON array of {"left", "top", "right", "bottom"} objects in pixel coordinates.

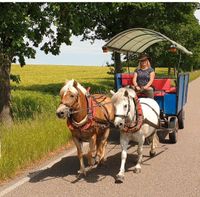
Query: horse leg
[
  {"left": 72, "top": 137, "right": 86, "bottom": 176},
  {"left": 133, "top": 136, "right": 145, "bottom": 174},
  {"left": 96, "top": 128, "right": 110, "bottom": 165},
  {"left": 115, "top": 133, "right": 129, "bottom": 183},
  {"left": 150, "top": 131, "right": 158, "bottom": 157},
  {"left": 87, "top": 134, "right": 97, "bottom": 166}
]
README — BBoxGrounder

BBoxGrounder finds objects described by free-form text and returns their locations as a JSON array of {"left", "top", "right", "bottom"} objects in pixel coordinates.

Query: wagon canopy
[{"left": 103, "top": 28, "right": 192, "bottom": 55}]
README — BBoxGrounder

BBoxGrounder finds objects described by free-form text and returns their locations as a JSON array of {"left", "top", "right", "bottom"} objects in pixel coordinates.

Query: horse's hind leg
[
  {"left": 133, "top": 136, "right": 145, "bottom": 174},
  {"left": 96, "top": 128, "right": 110, "bottom": 164},
  {"left": 115, "top": 133, "right": 129, "bottom": 183},
  {"left": 150, "top": 131, "right": 158, "bottom": 157},
  {"left": 73, "top": 137, "right": 86, "bottom": 176}
]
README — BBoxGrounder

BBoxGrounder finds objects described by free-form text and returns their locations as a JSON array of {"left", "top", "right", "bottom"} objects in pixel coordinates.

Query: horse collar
[
  {"left": 124, "top": 96, "right": 144, "bottom": 133},
  {"left": 67, "top": 88, "right": 95, "bottom": 132}
]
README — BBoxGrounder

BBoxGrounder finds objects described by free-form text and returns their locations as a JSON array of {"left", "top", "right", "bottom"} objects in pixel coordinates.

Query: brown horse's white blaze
[{"left": 56, "top": 79, "right": 114, "bottom": 175}]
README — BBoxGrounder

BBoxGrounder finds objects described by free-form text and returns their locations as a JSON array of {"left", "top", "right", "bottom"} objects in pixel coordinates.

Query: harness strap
[
  {"left": 67, "top": 87, "right": 94, "bottom": 132},
  {"left": 68, "top": 88, "right": 112, "bottom": 132},
  {"left": 140, "top": 102, "right": 160, "bottom": 118},
  {"left": 143, "top": 118, "right": 160, "bottom": 129},
  {"left": 124, "top": 95, "right": 144, "bottom": 133},
  {"left": 140, "top": 102, "right": 160, "bottom": 128},
  {"left": 124, "top": 96, "right": 160, "bottom": 133}
]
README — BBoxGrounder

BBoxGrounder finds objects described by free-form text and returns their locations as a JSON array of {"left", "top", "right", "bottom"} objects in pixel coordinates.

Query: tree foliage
[
  {"left": 0, "top": 3, "right": 100, "bottom": 66},
  {"left": 0, "top": 2, "right": 104, "bottom": 124},
  {"left": 0, "top": 2, "right": 200, "bottom": 124},
  {"left": 81, "top": 2, "right": 200, "bottom": 71}
]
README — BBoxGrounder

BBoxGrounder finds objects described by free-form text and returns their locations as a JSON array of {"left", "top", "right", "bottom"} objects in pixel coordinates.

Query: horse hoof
[
  {"left": 149, "top": 150, "right": 156, "bottom": 157},
  {"left": 115, "top": 175, "right": 124, "bottom": 184},
  {"left": 77, "top": 170, "right": 87, "bottom": 177},
  {"left": 89, "top": 158, "right": 96, "bottom": 166},
  {"left": 133, "top": 168, "right": 141, "bottom": 174},
  {"left": 98, "top": 157, "right": 107, "bottom": 166},
  {"left": 95, "top": 155, "right": 100, "bottom": 164}
]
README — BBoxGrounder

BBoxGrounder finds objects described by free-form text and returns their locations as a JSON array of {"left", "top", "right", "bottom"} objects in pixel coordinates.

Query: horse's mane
[
  {"left": 111, "top": 87, "right": 136, "bottom": 103},
  {"left": 60, "top": 79, "right": 87, "bottom": 96}
]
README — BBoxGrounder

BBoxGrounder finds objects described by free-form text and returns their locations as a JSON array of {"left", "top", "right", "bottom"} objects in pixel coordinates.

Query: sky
[
  {"left": 26, "top": 36, "right": 112, "bottom": 66},
  {"left": 25, "top": 9, "right": 200, "bottom": 67}
]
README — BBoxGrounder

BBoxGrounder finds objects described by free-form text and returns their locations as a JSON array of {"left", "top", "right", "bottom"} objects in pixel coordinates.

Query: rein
[
  {"left": 66, "top": 91, "right": 113, "bottom": 131},
  {"left": 66, "top": 95, "right": 113, "bottom": 116},
  {"left": 139, "top": 102, "right": 160, "bottom": 129}
]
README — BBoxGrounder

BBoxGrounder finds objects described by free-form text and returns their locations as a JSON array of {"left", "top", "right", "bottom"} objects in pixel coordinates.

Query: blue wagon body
[
  {"left": 115, "top": 72, "right": 189, "bottom": 117},
  {"left": 155, "top": 73, "right": 189, "bottom": 116}
]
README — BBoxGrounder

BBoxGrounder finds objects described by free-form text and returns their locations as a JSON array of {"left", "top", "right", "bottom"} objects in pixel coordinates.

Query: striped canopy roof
[{"left": 103, "top": 28, "right": 192, "bottom": 55}]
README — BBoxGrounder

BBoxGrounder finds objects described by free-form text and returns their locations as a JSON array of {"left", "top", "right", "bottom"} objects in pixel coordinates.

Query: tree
[
  {"left": 1, "top": 2, "right": 200, "bottom": 124},
  {"left": 0, "top": 3, "right": 100, "bottom": 125},
  {"left": 82, "top": 2, "right": 200, "bottom": 72}
]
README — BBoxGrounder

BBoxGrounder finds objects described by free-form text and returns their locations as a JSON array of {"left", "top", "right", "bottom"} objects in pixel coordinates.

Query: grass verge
[{"left": 0, "top": 115, "right": 70, "bottom": 180}]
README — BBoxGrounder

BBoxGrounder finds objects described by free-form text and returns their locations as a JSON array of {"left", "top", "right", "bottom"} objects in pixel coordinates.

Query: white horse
[{"left": 111, "top": 87, "right": 160, "bottom": 183}]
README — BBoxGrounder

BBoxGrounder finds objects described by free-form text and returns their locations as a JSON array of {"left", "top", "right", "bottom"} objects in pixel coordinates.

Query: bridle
[
  {"left": 60, "top": 92, "right": 80, "bottom": 117},
  {"left": 114, "top": 96, "right": 132, "bottom": 120},
  {"left": 113, "top": 92, "right": 160, "bottom": 132},
  {"left": 61, "top": 91, "right": 112, "bottom": 124}
]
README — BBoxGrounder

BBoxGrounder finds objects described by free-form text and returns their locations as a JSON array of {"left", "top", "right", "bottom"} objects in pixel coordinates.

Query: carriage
[{"left": 102, "top": 28, "right": 192, "bottom": 144}]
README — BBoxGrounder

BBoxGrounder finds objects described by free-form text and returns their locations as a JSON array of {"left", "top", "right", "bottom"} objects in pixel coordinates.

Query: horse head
[
  {"left": 111, "top": 87, "right": 136, "bottom": 129},
  {"left": 56, "top": 79, "right": 87, "bottom": 119}
]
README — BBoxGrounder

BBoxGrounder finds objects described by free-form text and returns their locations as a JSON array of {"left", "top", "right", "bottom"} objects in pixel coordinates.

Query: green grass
[
  {"left": 11, "top": 64, "right": 113, "bottom": 94},
  {"left": 0, "top": 64, "right": 113, "bottom": 181},
  {"left": 0, "top": 64, "right": 199, "bottom": 181},
  {"left": 0, "top": 115, "right": 70, "bottom": 179},
  {"left": 188, "top": 70, "right": 200, "bottom": 81}
]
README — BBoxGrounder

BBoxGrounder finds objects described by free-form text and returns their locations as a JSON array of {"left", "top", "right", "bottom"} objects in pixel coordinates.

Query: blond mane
[{"left": 60, "top": 79, "right": 87, "bottom": 96}]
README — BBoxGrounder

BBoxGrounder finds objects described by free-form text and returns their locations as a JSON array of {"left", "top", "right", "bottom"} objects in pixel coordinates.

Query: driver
[{"left": 132, "top": 53, "right": 155, "bottom": 98}]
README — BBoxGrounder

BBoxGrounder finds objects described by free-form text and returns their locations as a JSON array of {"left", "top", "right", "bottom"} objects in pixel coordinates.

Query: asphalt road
[{"left": 1, "top": 77, "right": 200, "bottom": 197}]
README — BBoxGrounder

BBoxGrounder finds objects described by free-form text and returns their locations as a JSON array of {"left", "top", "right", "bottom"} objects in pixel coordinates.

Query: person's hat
[{"left": 138, "top": 53, "right": 149, "bottom": 61}]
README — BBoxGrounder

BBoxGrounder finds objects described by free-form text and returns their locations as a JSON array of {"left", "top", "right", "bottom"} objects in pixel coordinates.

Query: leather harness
[
  {"left": 115, "top": 95, "right": 159, "bottom": 133},
  {"left": 123, "top": 95, "right": 144, "bottom": 133},
  {"left": 67, "top": 89, "right": 111, "bottom": 132}
]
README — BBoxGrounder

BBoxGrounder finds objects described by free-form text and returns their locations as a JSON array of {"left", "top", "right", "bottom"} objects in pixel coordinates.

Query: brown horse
[{"left": 56, "top": 79, "right": 114, "bottom": 175}]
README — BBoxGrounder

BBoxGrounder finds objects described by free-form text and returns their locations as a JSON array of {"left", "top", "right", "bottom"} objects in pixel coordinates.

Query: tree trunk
[
  {"left": 168, "top": 66, "right": 171, "bottom": 76},
  {"left": 0, "top": 53, "right": 13, "bottom": 126},
  {"left": 114, "top": 52, "right": 122, "bottom": 73}
]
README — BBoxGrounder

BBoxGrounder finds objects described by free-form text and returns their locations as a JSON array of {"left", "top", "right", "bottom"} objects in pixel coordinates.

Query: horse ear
[
  {"left": 128, "top": 89, "right": 136, "bottom": 98},
  {"left": 65, "top": 79, "right": 69, "bottom": 84},
  {"left": 60, "top": 89, "right": 64, "bottom": 97},
  {"left": 124, "top": 90, "right": 129, "bottom": 97},
  {"left": 110, "top": 90, "right": 115, "bottom": 95},
  {"left": 73, "top": 80, "right": 78, "bottom": 89}
]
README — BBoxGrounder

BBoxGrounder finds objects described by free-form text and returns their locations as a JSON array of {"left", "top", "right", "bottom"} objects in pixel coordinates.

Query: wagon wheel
[
  {"left": 178, "top": 109, "right": 185, "bottom": 129},
  {"left": 168, "top": 117, "right": 178, "bottom": 144}
]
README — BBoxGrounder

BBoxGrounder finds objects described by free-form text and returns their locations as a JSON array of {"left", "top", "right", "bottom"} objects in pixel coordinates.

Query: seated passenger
[{"left": 132, "top": 53, "right": 155, "bottom": 98}]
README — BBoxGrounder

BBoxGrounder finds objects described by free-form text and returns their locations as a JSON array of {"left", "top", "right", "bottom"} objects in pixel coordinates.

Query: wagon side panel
[{"left": 177, "top": 73, "right": 189, "bottom": 114}]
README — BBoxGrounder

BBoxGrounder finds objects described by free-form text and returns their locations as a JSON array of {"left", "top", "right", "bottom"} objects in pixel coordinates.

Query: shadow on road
[
  {"left": 28, "top": 143, "right": 167, "bottom": 184},
  {"left": 28, "top": 128, "right": 168, "bottom": 184},
  {"left": 28, "top": 150, "right": 140, "bottom": 184}
]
